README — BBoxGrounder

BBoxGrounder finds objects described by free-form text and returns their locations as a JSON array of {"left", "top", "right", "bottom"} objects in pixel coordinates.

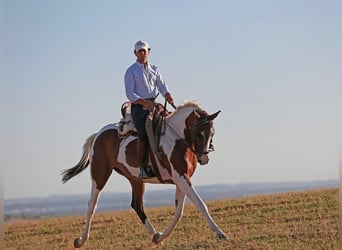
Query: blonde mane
[
  {"left": 165, "top": 101, "right": 201, "bottom": 123},
  {"left": 174, "top": 101, "right": 201, "bottom": 113}
]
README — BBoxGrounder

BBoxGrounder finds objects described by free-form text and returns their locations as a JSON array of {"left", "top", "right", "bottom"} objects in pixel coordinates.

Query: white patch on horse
[{"left": 117, "top": 136, "right": 140, "bottom": 176}]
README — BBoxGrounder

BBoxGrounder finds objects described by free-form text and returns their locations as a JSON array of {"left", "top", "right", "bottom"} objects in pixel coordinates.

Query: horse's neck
[{"left": 166, "top": 107, "right": 195, "bottom": 137}]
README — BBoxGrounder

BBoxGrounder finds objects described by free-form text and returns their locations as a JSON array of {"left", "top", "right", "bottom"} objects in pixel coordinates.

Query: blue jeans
[{"left": 131, "top": 103, "right": 149, "bottom": 142}]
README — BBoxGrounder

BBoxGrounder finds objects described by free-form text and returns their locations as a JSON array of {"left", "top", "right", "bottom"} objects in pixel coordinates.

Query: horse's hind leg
[
  {"left": 129, "top": 179, "right": 157, "bottom": 237},
  {"left": 74, "top": 179, "right": 101, "bottom": 248},
  {"left": 74, "top": 160, "right": 112, "bottom": 248}
]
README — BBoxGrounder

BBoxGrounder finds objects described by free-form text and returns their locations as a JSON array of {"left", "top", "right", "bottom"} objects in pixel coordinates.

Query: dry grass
[{"left": 4, "top": 188, "right": 338, "bottom": 250}]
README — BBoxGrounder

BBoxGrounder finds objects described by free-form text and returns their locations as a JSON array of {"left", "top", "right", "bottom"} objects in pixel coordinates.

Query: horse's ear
[
  {"left": 194, "top": 110, "right": 201, "bottom": 118},
  {"left": 208, "top": 110, "right": 221, "bottom": 121}
]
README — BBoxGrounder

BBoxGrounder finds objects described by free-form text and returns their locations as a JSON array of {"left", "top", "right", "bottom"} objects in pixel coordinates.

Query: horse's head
[{"left": 192, "top": 109, "right": 221, "bottom": 165}]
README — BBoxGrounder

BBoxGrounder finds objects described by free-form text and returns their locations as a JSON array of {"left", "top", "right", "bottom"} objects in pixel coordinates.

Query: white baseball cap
[{"left": 134, "top": 40, "right": 150, "bottom": 52}]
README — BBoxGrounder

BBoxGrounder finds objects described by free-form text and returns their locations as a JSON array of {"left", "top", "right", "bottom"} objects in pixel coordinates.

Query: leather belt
[
  {"left": 143, "top": 97, "right": 155, "bottom": 101},
  {"left": 133, "top": 98, "right": 155, "bottom": 106}
]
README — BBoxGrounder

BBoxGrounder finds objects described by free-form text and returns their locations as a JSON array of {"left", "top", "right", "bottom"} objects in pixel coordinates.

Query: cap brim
[{"left": 135, "top": 46, "right": 151, "bottom": 52}]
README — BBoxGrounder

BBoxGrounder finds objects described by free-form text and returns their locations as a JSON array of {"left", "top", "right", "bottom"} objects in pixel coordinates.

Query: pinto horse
[{"left": 61, "top": 101, "right": 226, "bottom": 248}]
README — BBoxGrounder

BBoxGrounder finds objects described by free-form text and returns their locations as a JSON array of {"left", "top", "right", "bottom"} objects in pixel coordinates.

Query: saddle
[
  {"left": 117, "top": 102, "right": 137, "bottom": 137},
  {"left": 118, "top": 101, "right": 171, "bottom": 160}
]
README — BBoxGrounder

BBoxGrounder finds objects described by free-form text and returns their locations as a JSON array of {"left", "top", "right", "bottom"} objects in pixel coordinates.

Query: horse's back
[{"left": 95, "top": 124, "right": 118, "bottom": 138}]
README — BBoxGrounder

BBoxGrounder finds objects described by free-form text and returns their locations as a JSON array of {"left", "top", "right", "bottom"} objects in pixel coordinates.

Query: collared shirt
[{"left": 124, "top": 61, "right": 170, "bottom": 102}]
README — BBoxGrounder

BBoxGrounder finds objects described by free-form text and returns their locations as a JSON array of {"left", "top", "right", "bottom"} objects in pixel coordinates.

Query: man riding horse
[
  {"left": 124, "top": 40, "right": 174, "bottom": 179},
  {"left": 61, "top": 40, "right": 225, "bottom": 248}
]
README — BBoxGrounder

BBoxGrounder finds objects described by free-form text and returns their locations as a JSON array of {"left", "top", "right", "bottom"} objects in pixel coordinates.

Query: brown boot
[{"left": 137, "top": 138, "right": 155, "bottom": 179}]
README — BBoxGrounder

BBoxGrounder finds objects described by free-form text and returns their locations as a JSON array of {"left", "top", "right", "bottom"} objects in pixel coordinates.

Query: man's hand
[{"left": 165, "top": 92, "right": 174, "bottom": 105}]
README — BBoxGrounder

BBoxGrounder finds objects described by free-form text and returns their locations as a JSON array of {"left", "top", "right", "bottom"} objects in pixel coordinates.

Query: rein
[
  {"left": 156, "top": 100, "right": 196, "bottom": 154},
  {"left": 158, "top": 101, "right": 211, "bottom": 156},
  {"left": 164, "top": 119, "right": 197, "bottom": 154},
  {"left": 159, "top": 100, "right": 186, "bottom": 140}
]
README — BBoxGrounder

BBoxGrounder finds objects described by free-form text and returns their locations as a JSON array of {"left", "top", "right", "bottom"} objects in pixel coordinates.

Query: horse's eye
[{"left": 198, "top": 131, "right": 205, "bottom": 138}]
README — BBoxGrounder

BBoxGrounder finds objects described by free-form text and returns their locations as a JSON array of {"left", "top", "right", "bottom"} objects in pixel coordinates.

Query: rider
[{"left": 124, "top": 40, "right": 174, "bottom": 179}]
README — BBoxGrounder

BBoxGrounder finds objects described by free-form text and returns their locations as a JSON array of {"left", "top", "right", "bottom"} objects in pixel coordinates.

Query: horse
[{"left": 61, "top": 101, "right": 226, "bottom": 248}]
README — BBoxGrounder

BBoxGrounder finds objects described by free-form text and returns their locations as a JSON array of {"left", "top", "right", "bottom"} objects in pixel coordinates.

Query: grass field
[{"left": 4, "top": 188, "right": 338, "bottom": 250}]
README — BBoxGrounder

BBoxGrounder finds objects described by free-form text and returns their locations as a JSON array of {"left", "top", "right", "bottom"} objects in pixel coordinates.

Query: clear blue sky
[{"left": 3, "top": 1, "right": 341, "bottom": 199}]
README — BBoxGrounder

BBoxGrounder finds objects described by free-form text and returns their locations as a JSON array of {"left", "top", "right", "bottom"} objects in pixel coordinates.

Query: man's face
[{"left": 135, "top": 49, "right": 149, "bottom": 64}]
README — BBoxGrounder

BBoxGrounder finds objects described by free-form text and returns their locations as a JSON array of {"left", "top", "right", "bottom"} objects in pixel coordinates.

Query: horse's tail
[{"left": 61, "top": 133, "right": 97, "bottom": 184}]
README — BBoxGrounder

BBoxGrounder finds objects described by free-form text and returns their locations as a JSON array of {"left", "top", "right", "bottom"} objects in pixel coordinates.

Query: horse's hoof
[
  {"left": 216, "top": 232, "right": 228, "bottom": 240},
  {"left": 152, "top": 232, "right": 161, "bottom": 243},
  {"left": 74, "top": 237, "right": 84, "bottom": 248}
]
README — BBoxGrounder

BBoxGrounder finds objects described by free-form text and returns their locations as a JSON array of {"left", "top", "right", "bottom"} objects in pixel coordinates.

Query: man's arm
[{"left": 124, "top": 68, "right": 140, "bottom": 102}]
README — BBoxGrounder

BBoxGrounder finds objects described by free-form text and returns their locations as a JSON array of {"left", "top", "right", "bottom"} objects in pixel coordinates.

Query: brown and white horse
[{"left": 61, "top": 101, "right": 226, "bottom": 248}]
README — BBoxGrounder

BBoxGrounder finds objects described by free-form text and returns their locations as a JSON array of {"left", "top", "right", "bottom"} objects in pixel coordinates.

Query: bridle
[
  {"left": 193, "top": 109, "right": 215, "bottom": 156},
  {"left": 160, "top": 102, "right": 215, "bottom": 159}
]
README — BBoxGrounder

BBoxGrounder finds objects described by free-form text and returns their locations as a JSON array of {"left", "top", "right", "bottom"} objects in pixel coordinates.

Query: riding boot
[{"left": 137, "top": 138, "right": 155, "bottom": 179}]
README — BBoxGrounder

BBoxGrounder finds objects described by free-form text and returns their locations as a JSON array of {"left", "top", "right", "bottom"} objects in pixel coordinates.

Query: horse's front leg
[
  {"left": 152, "top": 186, "right": 186, "bottom": 243},
  {"left": 175, "top": 175, "right": 227, "bottom": 240},
  {"left": 129, "top": 179, "right": 157, "bottom": 236}
]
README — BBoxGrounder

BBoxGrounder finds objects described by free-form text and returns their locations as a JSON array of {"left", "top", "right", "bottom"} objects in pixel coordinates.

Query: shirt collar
[{"left": 135, "top": 61, "right": 149, "bottom": 69}]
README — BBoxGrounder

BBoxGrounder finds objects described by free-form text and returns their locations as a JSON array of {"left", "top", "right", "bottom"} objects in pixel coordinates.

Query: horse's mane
[{"left": 174, "top": 101, "right": 201, "bottom": 113}]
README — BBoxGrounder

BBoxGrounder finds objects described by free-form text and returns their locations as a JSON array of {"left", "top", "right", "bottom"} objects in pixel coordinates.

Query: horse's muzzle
[{"left": 198, "top": 154, "right": 209, "bottom": 165}]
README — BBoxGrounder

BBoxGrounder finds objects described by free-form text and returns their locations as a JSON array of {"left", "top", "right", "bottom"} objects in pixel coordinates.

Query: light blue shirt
[{"left": 124, "top": 61, "right": 170, "bottom": 102}]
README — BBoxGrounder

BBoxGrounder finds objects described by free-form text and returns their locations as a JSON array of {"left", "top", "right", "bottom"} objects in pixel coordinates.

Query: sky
[{"left": 3, "top": 1, "right": 341, "bottom": 199}]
